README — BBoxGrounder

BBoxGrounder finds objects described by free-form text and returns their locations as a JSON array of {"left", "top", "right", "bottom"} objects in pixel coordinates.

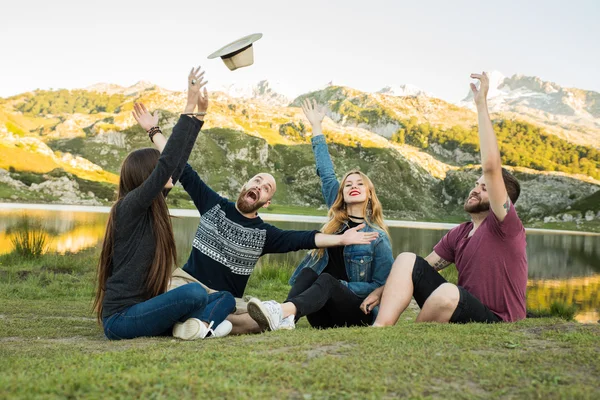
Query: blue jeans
[{"left": 102, "top": 283, "right": 235, "bottom": 340}]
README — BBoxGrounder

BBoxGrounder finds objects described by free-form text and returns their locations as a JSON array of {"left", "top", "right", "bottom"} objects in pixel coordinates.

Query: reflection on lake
[{"left": 1, "top": 208, "right": 599, "bottom": 323}]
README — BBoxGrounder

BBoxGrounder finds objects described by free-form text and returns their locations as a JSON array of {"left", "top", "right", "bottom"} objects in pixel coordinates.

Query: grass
[
  {"left": 7, "top": 218, "right": 49, "bottom": 257},
  {"left": 0, "top": 248, "right": 599, "bottom": 399},
  {"left": 527, "top": 219, "right": 600, "bottom": 233},
  {"left": 528, "top": 302, "right": 578, "bottom": 321}
]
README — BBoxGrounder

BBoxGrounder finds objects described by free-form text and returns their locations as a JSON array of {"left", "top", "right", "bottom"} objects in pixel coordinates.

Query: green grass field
[{"left": 1, "top": 249, "right": 599, "bottom": 399}]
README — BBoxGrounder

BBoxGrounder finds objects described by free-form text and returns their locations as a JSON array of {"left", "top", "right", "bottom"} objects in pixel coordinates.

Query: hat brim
[{"left": 208, "top": 33, "right": 263, "bottom": 59}]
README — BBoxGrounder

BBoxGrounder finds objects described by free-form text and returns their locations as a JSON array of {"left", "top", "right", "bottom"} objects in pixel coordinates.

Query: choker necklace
[{"left": 348, "top": 214, "right": 365, "bottom": 220}]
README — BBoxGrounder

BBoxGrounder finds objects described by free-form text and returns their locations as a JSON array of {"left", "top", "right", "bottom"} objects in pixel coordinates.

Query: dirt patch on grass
[
  {"left": 41, "top": 267, "right": 75, "bottom": 275},
  {"left": 304, "top": 343, "right": 354, "bottom": 359},
  {"left": 253, "top": 341, "right": 356, "bottom": 365},
  {"left": 519, "top": 322, "right": 600, "bottom": 340},
  {"left": 16, "top": 270, "right": 32, "bottom": 280},
  {"left": 0, "top": 335, "right": 174, "bottom": 355},
  {"left": 520, "top": 323, "right": 582, "bottom": 336}
]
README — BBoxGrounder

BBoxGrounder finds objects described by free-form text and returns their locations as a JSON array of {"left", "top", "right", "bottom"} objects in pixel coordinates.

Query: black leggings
[{"left": 286, "top": 268, "right": 373, "bottom": 329}]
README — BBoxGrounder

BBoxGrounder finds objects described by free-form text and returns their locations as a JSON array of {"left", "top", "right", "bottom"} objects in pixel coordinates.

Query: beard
[
  {"left": 236, "top": 187, "right": 267, "bottom": 214},
  {"left": 463, "top": 195, "right": 490, "bottom": 214}
]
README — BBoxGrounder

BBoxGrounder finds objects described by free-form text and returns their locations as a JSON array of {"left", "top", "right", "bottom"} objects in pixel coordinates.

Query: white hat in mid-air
[{"left": 208, "top": 33, "right": 263, "bottom": 71}]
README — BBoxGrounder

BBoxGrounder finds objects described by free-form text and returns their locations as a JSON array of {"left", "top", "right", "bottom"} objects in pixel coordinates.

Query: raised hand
[
  {"left": 301, "top": 98, "right": 327, "bottom": 127},
  {"left": 186, "top": 66, "right": 208, "bottom": 110},
  {"left": 470, "top": 72, "right": 489, "bottom": 107},
  {"left": 340, "top": 223, "right": 379, "bottom": 245},
  {"left": 132, "top": 103, "right": 159, "bottom": 131},
  {"left": 198, "top": 87, "right": 209, "bottom": 114}
]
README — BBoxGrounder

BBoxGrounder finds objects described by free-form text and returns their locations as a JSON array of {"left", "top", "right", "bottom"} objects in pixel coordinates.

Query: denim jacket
[{"left": 289, "top": 135, "right": 394, "bottom": 299}]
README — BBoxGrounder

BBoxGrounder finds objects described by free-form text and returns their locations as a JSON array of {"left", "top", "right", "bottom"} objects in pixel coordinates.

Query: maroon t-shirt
[{"left": 433, "top": 204, "right": 528, "bottom": 321}]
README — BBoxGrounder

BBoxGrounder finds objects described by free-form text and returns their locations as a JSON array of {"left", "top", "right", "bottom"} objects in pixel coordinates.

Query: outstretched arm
[
  {"left": 302, "top": 99, "right": 339, "bottom": 207},
  {"left": 314, "top": 224, "right": 379, "bottom": 248},
  {"left": 264, "top": 223, "right": 378, "bottom": 254},
  {"left": 471, "top": 72, "right": 510, "bottom": 221}
]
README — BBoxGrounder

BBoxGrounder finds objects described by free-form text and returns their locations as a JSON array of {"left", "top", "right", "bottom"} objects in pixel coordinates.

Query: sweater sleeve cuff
[
  {"left": 311, "top": 135, "right": 327, "bottom": 145},
  {"left": 308, "top": 230, "right": 319, "bottom": 249},
  {"left": 180, "top": 114, "right": 204, "bottom": 131}
]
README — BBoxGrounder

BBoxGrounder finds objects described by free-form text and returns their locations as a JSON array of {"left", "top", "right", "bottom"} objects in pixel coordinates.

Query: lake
[{"left": 1, "top": 204, "right": 599, "bottom": 323}]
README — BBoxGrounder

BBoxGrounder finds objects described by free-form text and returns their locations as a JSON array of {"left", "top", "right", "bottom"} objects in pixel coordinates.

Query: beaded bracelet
[{"left": 147, "top": 126, "right": 162, "bottom": 143}]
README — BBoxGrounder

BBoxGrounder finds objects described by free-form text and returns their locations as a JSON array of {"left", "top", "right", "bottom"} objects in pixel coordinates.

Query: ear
[{"left": 262, "top": 200, "right": 271, "bottom": 209}]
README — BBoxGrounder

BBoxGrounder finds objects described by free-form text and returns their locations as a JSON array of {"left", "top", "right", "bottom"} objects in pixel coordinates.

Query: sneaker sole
[
  {"left": 247, "top": 300, "right": 276, "bottom": 332},
  {"left": 173, "top": 319, "right": 203, "bottom": 340},
  {"left": 279, "top": 321, "right": 295, "bottom": 330}
]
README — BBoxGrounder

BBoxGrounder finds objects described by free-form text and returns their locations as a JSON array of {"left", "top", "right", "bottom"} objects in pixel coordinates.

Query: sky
[{"left": 1, "top": 0, "right": 598, "bottom": 102}]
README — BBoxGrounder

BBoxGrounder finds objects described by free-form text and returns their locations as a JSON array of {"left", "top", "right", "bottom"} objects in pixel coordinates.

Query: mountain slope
[
  {"left": 460, "top": 72, "right": 600, "bottom": 147},
  {"left": 0, "top": 80, "right": 598, "bottom": 223}
]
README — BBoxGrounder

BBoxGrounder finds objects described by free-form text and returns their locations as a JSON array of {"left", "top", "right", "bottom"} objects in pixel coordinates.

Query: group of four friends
[{"left": 93, "top": 66, "right": 527, "bottom": 340}]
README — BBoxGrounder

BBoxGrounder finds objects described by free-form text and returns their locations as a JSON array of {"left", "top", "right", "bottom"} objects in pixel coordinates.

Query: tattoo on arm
[
  {"left": 503, "top": 197, "right": 511, "bottom": 212},
  {"left": 433, "top": 258, "right": 451, "bottom": 271}
]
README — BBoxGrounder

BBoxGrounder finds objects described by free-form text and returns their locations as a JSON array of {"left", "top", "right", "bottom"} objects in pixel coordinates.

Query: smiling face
[
  {"left": 236, "top": 173, "right": 277, "bottom": 214},
  {"left": 464, "top": 175, "right": 491, "bottom": 214},
  {"left": 342, "top": 173, "right": 369, "bottom": 205}
]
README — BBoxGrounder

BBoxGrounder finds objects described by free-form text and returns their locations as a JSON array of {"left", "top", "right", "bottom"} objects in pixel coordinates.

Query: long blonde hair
[{"left": 313, "top": 170, "right": 388, "bottom": 258}]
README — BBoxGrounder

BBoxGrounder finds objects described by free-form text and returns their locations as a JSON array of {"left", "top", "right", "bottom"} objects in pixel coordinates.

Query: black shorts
[{"left": 411, "top": 256, "right": 501, "bottom": 324}]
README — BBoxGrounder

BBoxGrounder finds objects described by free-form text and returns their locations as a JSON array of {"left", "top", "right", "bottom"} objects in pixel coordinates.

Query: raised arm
[
  {"left": 302, "top": 99, "right": 339, "bottom": 208},
  {"left": 471, "top": 72, "right": 510, "bottom": 221},
  {"left": 120, "top": 67, "right": 204, "bottom": 212},
  {"left": 123, "top": 114, "right": 200, "bottom": 212},
  {"left": 134, "top": 67, "right": 208, "bottom": 185}
]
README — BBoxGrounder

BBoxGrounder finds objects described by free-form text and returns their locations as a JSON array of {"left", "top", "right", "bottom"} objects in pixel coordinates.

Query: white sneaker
[
  {"left": 247, "top": 299, "right": 283, "bottom": 331},
  {"left": 208, "top": 320, "right": 233, "bottom": 338},
  {"left": 173, "top": 318, "right": 213, "bottom": 340},
  {"left": 279, "top": 315, "right": 296, "bottom": 330}
]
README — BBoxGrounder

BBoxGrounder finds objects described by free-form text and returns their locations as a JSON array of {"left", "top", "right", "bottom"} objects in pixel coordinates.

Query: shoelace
[{"left": 205, "top": 320, "right": 215, "bottom": 338}]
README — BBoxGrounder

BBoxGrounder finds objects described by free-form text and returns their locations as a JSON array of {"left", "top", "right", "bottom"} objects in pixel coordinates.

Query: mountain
[
  {"left": 377, "top": 84, "right": 429, "bottom": 97},
  {"left": 460, "top": 72, "right": 600, "bottom": 147},
  {"left": 86, "top": 80, "right": 159, "bottom": 96},
  {"left": 0, "top": 78, "right": 598, "bottom": 227},
  {"left": 214, "top": 80, "right": 291, "bottom": 106}
]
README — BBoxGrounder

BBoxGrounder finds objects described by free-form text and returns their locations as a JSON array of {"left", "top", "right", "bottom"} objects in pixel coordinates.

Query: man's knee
[
  {"left": 427, "top": 283, "right": 460, "bottom": 311},
  {"left": 394, "top": 252, "right": 417, "bottom": 266},
  {"left": 392, "top": 252, "right": 418, "bottom": 276}
]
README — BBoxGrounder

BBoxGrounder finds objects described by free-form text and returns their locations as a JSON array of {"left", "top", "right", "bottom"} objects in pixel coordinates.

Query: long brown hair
[
  {"left": 93, "top": 148, "right": 177, "bottom": 322},
  {"left": 313, "top": 170, "right": 388, "bottom": 258}
]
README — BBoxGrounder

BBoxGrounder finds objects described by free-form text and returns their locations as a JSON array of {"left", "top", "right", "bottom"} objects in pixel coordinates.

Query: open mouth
[
  {"left": 246, "top": 189, "right": 259, "bottom": 203},
  {"left": 349, "top": 190, "right": 361, "bottom": 196}
]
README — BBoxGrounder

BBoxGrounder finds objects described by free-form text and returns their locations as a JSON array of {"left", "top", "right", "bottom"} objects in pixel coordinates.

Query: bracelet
[
  {"left": 147, "top": 126, "right": 162, "bottom": 143},
  {"left": 182, "top": 112, "right": 207, "bottom": 116}
]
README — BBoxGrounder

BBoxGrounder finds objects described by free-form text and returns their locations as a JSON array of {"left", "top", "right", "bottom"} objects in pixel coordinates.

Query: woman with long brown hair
[
  {"left": 247, "top": 99, "right": 394, "bottom": 330},
  {"left": 94, "top": 67, "right": 235, "bottom": 340}
]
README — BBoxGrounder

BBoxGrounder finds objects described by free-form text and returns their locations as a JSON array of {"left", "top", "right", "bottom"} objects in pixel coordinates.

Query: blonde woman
[{"left": 248, "top": 99, "right": 394, "bottom": 330}]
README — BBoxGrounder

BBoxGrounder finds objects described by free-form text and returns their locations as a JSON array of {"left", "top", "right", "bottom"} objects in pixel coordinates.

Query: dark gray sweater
[{"left": 102, "top": 115, "right": 203, "bottom": 319}]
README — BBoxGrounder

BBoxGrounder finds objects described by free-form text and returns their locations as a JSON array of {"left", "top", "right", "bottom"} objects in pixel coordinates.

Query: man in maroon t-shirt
[{"left": 360, "top": 72, "right": 528, "bottom": 324}]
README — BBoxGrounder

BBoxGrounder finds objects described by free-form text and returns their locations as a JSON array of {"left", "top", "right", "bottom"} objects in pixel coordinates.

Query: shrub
[{"left": 8, "top": 218, "right": 50, "bottom": 258}]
